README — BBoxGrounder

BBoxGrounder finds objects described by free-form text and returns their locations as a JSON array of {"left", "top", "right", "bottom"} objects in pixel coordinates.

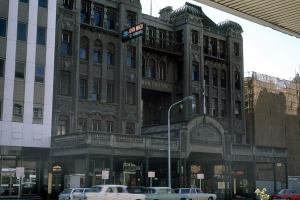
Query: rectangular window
[
  {"left": 93, "top": 50, "right": 101, "bottom": 63},
  {"left": 235, "top": 101, "right": 241, "bottom": 119},
  {"left": 125, "top": 122, "right": 135, "bottom": 134},
  {"left": 192, "top": 62, "right": 199, "bottom": 81},
  {"left": 20, "top": 0, "right": 29, "bottom": 3},
  {"left": 81, "top": 1, "right": 90, "bottom": 24},
  {"left": 212, "top": 98, "right": 218, "bottom": 117},
  {"left": 15, "top": 62, "right": 25, "bottom": 79},
  {"left": 148, "top": 26, "right": 156, "bottom": 46},
  {"left": 93, "top": 78, "right": 101, "bottom": 101},
  {"left": 0, "top": 19, "right": 7, "bottom": 37},
  {"left": 234, "top": 42, "right": 240, "bottom": 56},
  {"left": 61, "top": 30, "right": 72, "bottom": 55},
  {"left": 33, "top": 104, "right": 43, "bottom": 124},
  {"left": 79, "top": 77, "right": 87, "bottom": 99},
  {"left": 92, "top": 120, "right": 101, "bottom": 132},
  {"left": 78, "top": 118, "right": 87, "bottom": 131},
  {"left": 37, "top": 26, "right": 46, "bottom": 45},
  {"left": 107, "top": 8, "right": 117, "bottom": 30},
  {"left": 60, "top": 71, "right": 71, "bottom": 96},
  {"left": 63, "top": 0, "right": 73, "bottom": 9},
  {"left": 126, "top": 46, "right": 136, "bottom": 68},
  {"left": 17, "top": 22, "right": 27, "bottom": 41},
  {"left": 94, "top": 4, "right": 104, "bottom": 27},
  {"left": 211, "top": 37, "right": 217, "bottom": 57},
  {"left": 13, "top": 102, "right": 23, "bottom": 122},
  {"left": 159, "top": 29, "right": 166, "bottom": 48},
  {"left": 221, "top": 99, "right": 226, "bottom": 117},
  {"left": 35, "top": 65, "right": 45, "bottom": 83},
  {"left": 38, "top": 0, "right": 47, "bottom": 8},
  {"left": 57, "top": 116, "right": 68, "bottom": 135},
  {"left": 106, "top": 121, "right": 114, "bottom": 133},
  {"left": 107, "top": 81, "right": 114, "bottom": 103},
  {"left": 219, "top": 40, "right": 226, "bottom": 59},
  {"left": 0, "top": 59, "right": 4, "bottom": 77},
  {"left": 0, "top": 100, "right": 2, "bottom": 120},
  {"left": 203, "top": 35, "right": 209, "bottom": 54},
  {"left": 127, "top": 11, "right": 136, "bottom": 26},
  {"left": 191, "top": 30, "right": 198, "bottom": 44},
  {"left": 126, "top": 83, "right": 135, "bottom": 105}
]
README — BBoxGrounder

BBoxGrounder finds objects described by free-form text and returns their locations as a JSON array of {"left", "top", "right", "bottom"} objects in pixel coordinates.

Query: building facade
[
  {"left": 0, "top": 0, "right": 56, "bottom": 198},
  {"left": 245, "top": 72, "right": 300, "bottom": 193},
  {"left": 50, "top": 1, "right": 287, "bottom": 199}
]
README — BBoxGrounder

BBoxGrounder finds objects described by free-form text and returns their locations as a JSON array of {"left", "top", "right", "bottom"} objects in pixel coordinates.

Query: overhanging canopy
[{"left": 194, "top": 0, "right": 300, "bottom": 38}]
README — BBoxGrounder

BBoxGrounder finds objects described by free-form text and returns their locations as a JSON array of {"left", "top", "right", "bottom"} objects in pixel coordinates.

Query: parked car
[
  {"left": 270, "top": 189, "right": 300, "bottom": 200},
  {"left": 58, "top": 188, "right": 91, "bottom": 200},
  {"left": 85, "top": 184, "right": 146, "bottom": 200},
  {"left": 174, "top": 188, "right": 217, "bottom": 200},
  {"left": 145, "top": 187, "right": 188, "bottom": 200}
]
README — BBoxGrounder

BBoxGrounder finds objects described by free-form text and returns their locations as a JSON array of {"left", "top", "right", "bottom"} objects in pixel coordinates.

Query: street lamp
[{"left": 167, "top": 95, "right": 194, "bottom": 188}]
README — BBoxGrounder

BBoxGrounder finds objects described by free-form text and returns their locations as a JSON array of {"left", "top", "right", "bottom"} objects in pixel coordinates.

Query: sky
[{"left": 140, "top": 0, "right": 300, "bottom": 80}]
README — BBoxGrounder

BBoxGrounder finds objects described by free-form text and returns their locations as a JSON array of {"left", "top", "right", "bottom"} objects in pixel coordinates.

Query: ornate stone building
[{"left": 50, "top": 1, "right": 287, "bottom": 199}]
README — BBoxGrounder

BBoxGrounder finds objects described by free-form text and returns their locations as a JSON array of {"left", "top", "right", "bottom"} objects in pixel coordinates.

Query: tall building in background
[{"left": 0, "top": 0, "right": 56, "bottom": 198}]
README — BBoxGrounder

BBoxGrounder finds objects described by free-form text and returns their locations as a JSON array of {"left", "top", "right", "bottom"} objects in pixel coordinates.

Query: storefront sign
[
  {"left": 148, "top": 171, "right": 155, "bottom": 178},
  {"left": 218, "top": 181, "right": 225, "bottom": 189},
  {"left": 123, "top": 162, "right": 136, "bottom": 172},
  {"left": 102, "top": 170, "right": 109, "bottom": 180},
  {"left": 122, "top": 23, "right": 144, "bottom": 42},
  {"left": 16, "top": 167, "right": 25, "bottom": 178},
  {"left": 191, "top": 165, "right": 201, "bottom": 174},
  {"left": 197, "top": 173, "right": 204, "bottom": 179}
]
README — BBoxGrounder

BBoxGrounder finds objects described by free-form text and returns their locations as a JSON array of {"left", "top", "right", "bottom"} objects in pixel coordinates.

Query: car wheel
[{"left": 208, "top": 197, "right": 213, "bottom": 200}]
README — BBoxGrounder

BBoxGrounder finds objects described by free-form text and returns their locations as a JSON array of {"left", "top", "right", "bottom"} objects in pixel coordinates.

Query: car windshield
[
  {"left": 181, "top": 189, "right": 191, "bottom": 194},
  {"left": 61, "top": 188, "right": 72, "bottom": 194},
  {"left": 89, "top": 187, "right": 102, "bottom": 192},
  {"left": 127, "top": 186, "right": 146, "bottom": 194}
]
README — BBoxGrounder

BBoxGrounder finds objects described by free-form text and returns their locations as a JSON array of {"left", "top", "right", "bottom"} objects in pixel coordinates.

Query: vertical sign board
[
  {"left": 122, "top": 23, "right": 145, "bottom": 42},
  {"left": 148, "top": 171, "right": 155, "bottom": 187},
  {"left": 102, "top": 170, "right": 109, "bottom": 184},
  {"left": 16, "top": 167, "right": 25, "bottom": 198},
  {"left": 197, "top": 173, "right": 204, "bottom": 191}
]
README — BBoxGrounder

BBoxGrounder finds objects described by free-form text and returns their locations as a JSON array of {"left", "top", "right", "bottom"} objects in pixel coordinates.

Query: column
[
  {"left": 109, "top": 155, "right": 114, "bottom": 184},
  {"left": 85, "top": 154, "right": 90, "bottom": 187}
]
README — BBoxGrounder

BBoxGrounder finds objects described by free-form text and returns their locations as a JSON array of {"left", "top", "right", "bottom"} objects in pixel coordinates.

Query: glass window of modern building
[
  {"left": 0, "top": 59, "right": 4, "bottom": 77},
  {"left": 37, "top": 26, "right": 46, "bottom": 45},
  {"left": 35, "top": 65, "right": 45, "bottom": 83},
  {"left": 0, "top": 19, "right": 7, "bottom": 37},
  {"left": 38, "top": 0, "right": 47, "bottom": 8},
  {"left": 17, "top": 22, "right": 27, "bottom": 41}
]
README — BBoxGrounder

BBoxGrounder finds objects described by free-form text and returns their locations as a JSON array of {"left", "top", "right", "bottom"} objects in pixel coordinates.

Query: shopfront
[{"left": 0, "top": 147, "right": 48, "bottom": 198}]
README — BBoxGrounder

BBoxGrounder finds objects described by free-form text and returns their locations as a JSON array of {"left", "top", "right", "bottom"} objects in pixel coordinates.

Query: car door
[
  {"left": 191, "top": 188, "right": 200, "bottom": 200},
  {"left": 115, "top": 186, "right": 131, "bottom": 200},
  {"left": 72, "top": 188, "right": 84, "bottom": 200}
]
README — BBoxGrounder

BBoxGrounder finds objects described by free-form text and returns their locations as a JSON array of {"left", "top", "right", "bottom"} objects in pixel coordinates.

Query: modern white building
[{"left": 0, "top": 0, "right": 56, "bottom": 197}]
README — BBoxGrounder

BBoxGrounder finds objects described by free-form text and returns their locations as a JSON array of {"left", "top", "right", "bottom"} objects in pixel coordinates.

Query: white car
[
  {"left": 145, "top": 187, "right": 188, "bottom": 200},
  {"left": 85, "top": 184, "right": 146, "bottom": 200},
  {"left": 174, "top": 188, "right": 217, "bottom": 200},
  {"left": 58, "top": 188, "right": 91, "bottom": 200}
]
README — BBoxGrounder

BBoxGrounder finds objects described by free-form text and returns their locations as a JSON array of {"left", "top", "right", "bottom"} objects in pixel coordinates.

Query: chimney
[{"left": 159, "top": 6, "right": 173, "bottom": 21}]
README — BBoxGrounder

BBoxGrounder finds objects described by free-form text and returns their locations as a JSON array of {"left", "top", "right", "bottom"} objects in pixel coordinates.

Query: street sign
[
  {"left": 122, "top": 23, "right": 144, "bottom": 42},
  {"left": 197, "top": 173, "right": 204, "bottom": 179},
  {"left": 102, "top": 170, "right": 109, "bottom": 180},
  {"left": 16, "top": 167, "right": 25, "bottom": 178},
  {"left": 148, "top": 171, "right": 155, "bottom": 178}
]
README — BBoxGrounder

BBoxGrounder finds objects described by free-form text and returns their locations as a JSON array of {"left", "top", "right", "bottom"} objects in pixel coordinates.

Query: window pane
[
  {"left": 37, "top": 26, "right": 46, "bottom": 45},
  {"left": 17, "top": 22, "right": 27, "bottom": 41},
  {"left": 79, "top": 78, "right": 87, "bottom": 98},
  {"left": 33, "top": 104, "right": 43, "bottom": 124},
  {"left": 15, "top": 62, "right": 25, "bottom": 79},
  {"left": 107, "top": 82, "right": 114, "bottom": 103},
  {"left": 60, "top": 71, "right": 71, "bottom": 95},
  {"left": 61, "top": 31, "right": 71, "bottom": 55},
  {"left": 38, "top": 0, "right": 47, "bottom": 8},
  {"left": 35, "top": 65, "right": 45, "bottom": 83},
  {"left": 0, "top": 19, "right": 7, "bottom": 37},
  {"left": 20, "top": 0, "right": 29, "bottom": 3},
  {"left": 0, "top": 59, "right": 4, "bottom": 77}
]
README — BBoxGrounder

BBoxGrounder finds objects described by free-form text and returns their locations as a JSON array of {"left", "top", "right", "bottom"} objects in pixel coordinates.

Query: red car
[{"left": 270, "top": 189, "right": 300, "bottom": 200}]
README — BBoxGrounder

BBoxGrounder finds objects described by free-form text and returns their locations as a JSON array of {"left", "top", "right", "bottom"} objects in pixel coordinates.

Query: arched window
[
  {"left": 158, "top": 61, "right": 166, "bottom": 81},
  {"left": 93, "top": 39, "right": 102, "bottom": 63},
  {"left": 235, "top": 71, "right": 241, "bottom": 90},
  {"left": 204, "top": 66, "right": 209, "bottom": 85},
  {"left": 80, "top": 36, "right": 89, "bottom": 60},
  {"left": 212, "top": 68, "right": 218, "bottom": 86},
  {"left": 142, "top": 57, "right": 146, "bottom": 77},
  {"left": 221, "top": 70, "right": 226, "bottom": 88},
  {"left": 107, "top": 43, "right": 115, "bottom": 65},
  {"left": 146, "top": 59, "right": 155, "bottom": 79}
]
